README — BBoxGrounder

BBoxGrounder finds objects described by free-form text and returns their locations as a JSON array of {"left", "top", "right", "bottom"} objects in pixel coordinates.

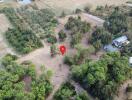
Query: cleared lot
[{"left": 35, "top": 0, "right": 128, "bottom": 15}]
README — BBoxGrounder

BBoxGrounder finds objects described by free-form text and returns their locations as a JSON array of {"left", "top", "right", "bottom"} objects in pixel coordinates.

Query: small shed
[{"left": 112, "top": 36, "right": 130, "bottom": 48}]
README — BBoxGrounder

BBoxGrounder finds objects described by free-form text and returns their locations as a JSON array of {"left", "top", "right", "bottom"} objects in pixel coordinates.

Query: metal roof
[
  {"left": 129, "top": 57, "right": 132, "bottom": 64},
  {"left": 104, "top": 44, "right": 118, "bottom": 52},
  {"left": 113, "top": 35, "right": 128, "bottom": 43},
  {"left": 18, "top": 0, "right": 31, "bottom": 5}
]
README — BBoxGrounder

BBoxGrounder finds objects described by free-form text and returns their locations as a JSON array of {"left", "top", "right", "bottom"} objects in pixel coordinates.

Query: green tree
[
  {"left": 104, "top": 8, "right": 128, "bottom": 34},
  {"left": 93, "top": 40, "right": 102, "bottom": 53}
]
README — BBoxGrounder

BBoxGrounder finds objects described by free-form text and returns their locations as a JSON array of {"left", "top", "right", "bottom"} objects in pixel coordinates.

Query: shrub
[
  {"left": 58, "top": 30, "right": 67, "bottom": 41},
  {"left": 75, "top": 8, "right": 82, "bottom": 14},
  {"left": 47, "top": 35, "right": 57, "bottom": 44}
]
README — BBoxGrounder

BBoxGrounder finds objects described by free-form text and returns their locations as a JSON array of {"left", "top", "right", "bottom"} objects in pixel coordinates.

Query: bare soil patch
[
  {"left": 0, "top": 14, "right": 14, "bottom": 59},
  {"left": 114, "top": 80, "right": 132, "bottom": 100},
  {"left": 0, "top": 14, "right": 12, "bottom": 33},
  {"left": 35, "top": 0, "right": 128, "bottom": 15}
]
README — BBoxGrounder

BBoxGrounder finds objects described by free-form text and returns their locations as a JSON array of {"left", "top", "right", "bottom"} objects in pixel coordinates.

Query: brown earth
[
  {"left": 34, "top": 0, "right": 128, "bottom": 15},
  {"left": 0, "top": 14, "right": 14, "bottom": 59}
]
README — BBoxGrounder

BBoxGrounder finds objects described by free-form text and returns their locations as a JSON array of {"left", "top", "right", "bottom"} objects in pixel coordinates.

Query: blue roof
[
  {"left": 104, "top": 44, "right": 118, "bottom": 52},
  {"left": 18, "top": 0, "right": 31, "bottom": 5}
]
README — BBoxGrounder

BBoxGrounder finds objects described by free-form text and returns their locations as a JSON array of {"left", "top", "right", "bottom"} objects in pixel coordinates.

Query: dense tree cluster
[
  {"left": 121, "top": 42, "right": 132, "bottom": 56},
  {"left": 104, "top": 7, "right": 128, "bottom": 35},
  {"left": 1, "top": 7, "right": 58, "bottom": 54},
  {"left": 64, "top": 45, "right": 95, "bottom": 65},
  {"left": 54, "top": 82, "right": 90, "bottom": 100},
  {"left": 70, "top": 52, "right": 132, "bottom": 100},
  {"left": 65, "top": 16, "right": 90, "bottom": 33},
  {"left": 17, "top": 8, "right": 57, "bottom": 38},
  {"left": 6, "top": 29, "right": 42, "bottom": 54},
  {"left": 0, "top": 54, "right": 53, "bottom": 100},
  {"left": 90, "top": 28, "right": 112, "bottom": 52},
  {"left": 64, "top": 16, "right": 90, "bottom": 47}
]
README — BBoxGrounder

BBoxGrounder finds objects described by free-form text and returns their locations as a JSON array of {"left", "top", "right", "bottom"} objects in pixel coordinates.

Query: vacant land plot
[
  {"left": 35, "top": 0, "right": 128, "bottom": 15},
  {"left": 17, "top": 13, "right": 104, "bottom": 99}
]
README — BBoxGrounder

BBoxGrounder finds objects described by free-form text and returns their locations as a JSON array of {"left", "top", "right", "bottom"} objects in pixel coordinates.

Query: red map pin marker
[{"left": 60, "top": 45, "right": 66, "bottom": 55}]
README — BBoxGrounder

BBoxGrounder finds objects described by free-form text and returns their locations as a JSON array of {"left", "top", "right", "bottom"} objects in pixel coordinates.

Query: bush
[
  {"left": 47, "top": 35, "right": 57, "bottom": 44},
  {"left": 64, "top": 56, "right": 74, "bottom": 65},
  {"left": 0, "top": 54, "right": 53, "bottom": 100},
  {"left": 84, "top": 6, "right": 90, "bottom": 13},
  {"left": 50, "top": 44, "right": 58, "bottom": 57},
  {"left": 75, "top": 8, "right": 82, "bottom": 14},
  {"left": 64, "top": 16, "right": 91, "bottom": 33},
  {"left": 54, "top": 82, "right": 76, "bottom": 100},
  {"left": 58, "top": 30, "right": 67, "bottom": 41},
  {"left": 126, "top": 85, "right": 132, "bottom": 92}
]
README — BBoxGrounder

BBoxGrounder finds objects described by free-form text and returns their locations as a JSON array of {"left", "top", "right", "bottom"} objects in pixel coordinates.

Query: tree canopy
[
  {"left": 71, "top": 52, "right": 132, "bottom": 100},
  {"left": 0, "top": 54, "right": 53, "bottom": 100},
  {"left": 104, "top": 8, "right": 128, "bottom": 35}
]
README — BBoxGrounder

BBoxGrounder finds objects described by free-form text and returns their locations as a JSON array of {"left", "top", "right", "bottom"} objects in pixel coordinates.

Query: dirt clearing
[
  {"left": 0, "top": 14, "right": 14, "bottom": 59},
  {"left": 114, "top": 80, "right": 132, "bottom": 100},
  {"left": 35, "top": 0, "right": 128, "bottom": 15}
]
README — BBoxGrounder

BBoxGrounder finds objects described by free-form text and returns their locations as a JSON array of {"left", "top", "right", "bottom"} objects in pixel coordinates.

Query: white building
[
  {"left": 17, "top": 0, "right": 31, "bottom": 5},
  {"left": 129, "top": 57, "right": 132, "bottom": 66},
  {"left": 112, "top": 35, "right": 130, "bottom": 48}
]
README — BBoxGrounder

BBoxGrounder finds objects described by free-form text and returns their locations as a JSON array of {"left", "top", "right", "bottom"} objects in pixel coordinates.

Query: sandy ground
[
  {"left": 35, "top": 0, "right": 128, "bottom": 15},
  {"left": 114, "top": 80, "right": 132, "bottom": 100},
  {"left": 0, "top": 14, "right": 14, "bottom": 59}
]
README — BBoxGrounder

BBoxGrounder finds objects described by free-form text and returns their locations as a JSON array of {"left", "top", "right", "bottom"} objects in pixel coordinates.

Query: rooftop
[
  {"left": 113, "top": 35, "right": 128, "bottom": 43},
  {"left": 17, "top": 0, "right": 31, "bottom": 5},
  {"left": 129, "top": 57, "right": 132, "bottom": 64},
  {"left": 104, "top": 44, "right": 119, "bottom": 52}
]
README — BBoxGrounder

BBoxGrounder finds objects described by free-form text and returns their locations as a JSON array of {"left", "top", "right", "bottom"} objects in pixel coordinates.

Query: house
[
  {"left": 112, "top": 35, "right": 130, "bottom": 48},
  {"left": 17, "top": 0, "right": 31, "bottom": 5},
  {"left": 129, "top": 57, "right": 132, "bottom": 66}
]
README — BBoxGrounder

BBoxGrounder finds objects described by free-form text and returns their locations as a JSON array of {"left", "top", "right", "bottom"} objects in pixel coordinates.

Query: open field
[{"left": 35, "top": 0, "right": 128, "bottom": 15}]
